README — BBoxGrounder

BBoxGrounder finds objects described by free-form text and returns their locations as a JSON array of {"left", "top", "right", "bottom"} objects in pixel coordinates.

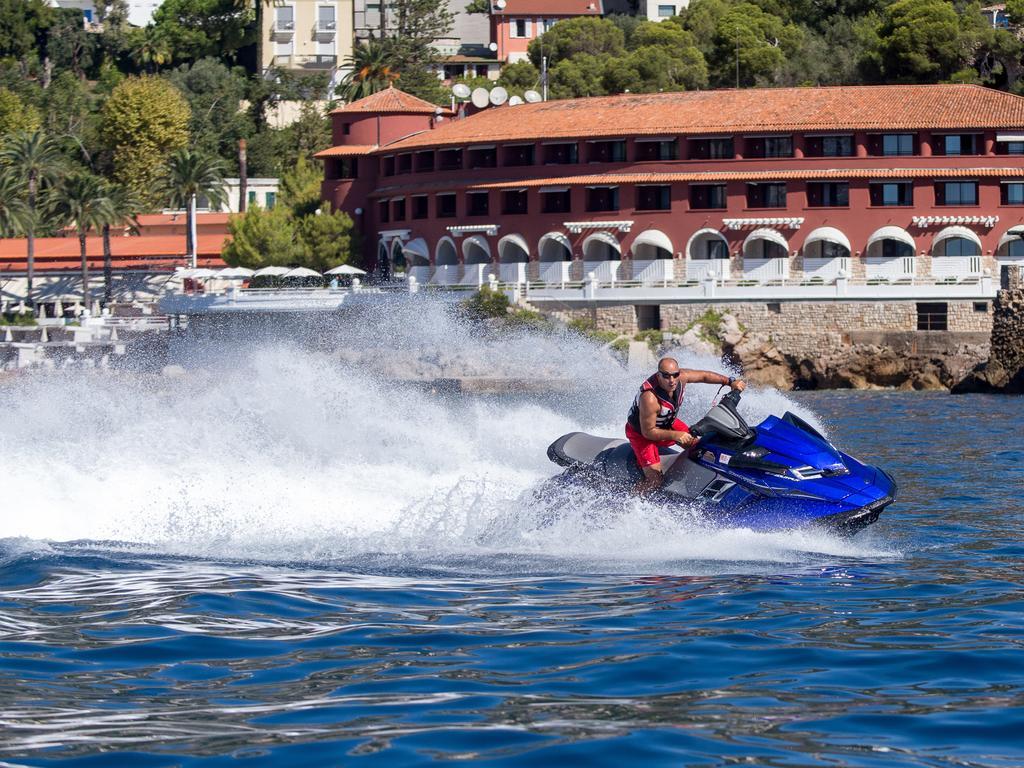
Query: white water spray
[{"left": 0, "top": 297, "right": 894, "bottom": 568}]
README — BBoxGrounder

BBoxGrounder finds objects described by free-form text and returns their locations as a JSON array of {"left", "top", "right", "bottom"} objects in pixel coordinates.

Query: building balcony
[
  {"left": 314, "top": 20, "right": 337, "bottom": 40},
  {"left": 273, "top": 54, "right": 338, "bottom": 70},
  {"left": 271, "top": 20, "right": 294, "bottom": 41}
]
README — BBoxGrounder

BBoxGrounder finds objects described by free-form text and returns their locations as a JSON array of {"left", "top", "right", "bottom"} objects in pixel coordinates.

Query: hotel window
[
  {"left": 870, "top": 182, "right": 913, "bottom": 206},
  {"left": 935, "top": 181, "right": 978, "bottom": 206},
  {"left": 748, "top": 239, "right": 787, "bottom": 259},
  {"left": 392, "top": 198, "right": 406, "bottom": 221},
  {"left": 382, "top": 155, "right": 395, "bottom": 176},
  {"left": 935, "top": 237, "right": 979, "bottom": 257},
  {"left": 248, "top": 190, "right": 257, "bottom": 206},
  {"left": 504, "top": 144, "right": 535, "bottom": 166},
  {"left": 542, "top": 18, "right": 556, "bottom": 32},
  {"left": 541, "top": 188, "right": 571, "bottom": 213},
  {"left": 438, "top": 148, "right": 463, "bottom": 170},
  {"left": 336, "top": 158, "right": 358, "bottom": 179},
  {"left": 882, "top": 239, "right": 914, "bottom": 259},
  {"left": 468, "top": 145, "right": 497, "bottom": 168},
  {"left": 805, "top": 135, "right": 853, "bottom": 157},
  {"left": 378, "top": 199, "right": 389, "bottom": 223},
  {"left": 877, "top": 134, "right": 915, "bottom": 156},
  {"left": 820, "top": 241, "right": 849, "bottom": 260},
  {"left": 690, "top": 184, "right": 727, "bottom": 210},
  {"left": 636, "top": 185, "right": 671, "bottom": 211},
  {"left": 688, "top": 137, "right": 733, "bottom": 160},
  {"left": 1001, "top": 183, "right": 1024, "bottom": 205},
  {"left": 936, "top": 134, "right": 981, "bottom": 156},
  {"left": 706, "top": 239, "right": 728, "bottom": 259},
  {"left": 341, "top": 123, "right": 351, "bottom": 135},
  {"left": 586, "top": 186, "right": 619, "bottom": 212},
  {"left": 635, "top": 139, "right": 678, "bottom": 161},
  {"left": 437, "top": 192, "right": 457, "bottom": 218},
  {"left": 588, "top": 140, "right": 627, "bottom": 163},
  {"left": 917, "top": 302, "right": 948, "bottom": 331},
  {"left": 997, "top": 140, "right": 1024, "bottom": 155},
  {"left": 806, "top": 182, "right": 849, "bottom": 207},
  {"left": 544, "top": 142, "right": 578, "bottom": 164},
  {"left": 415, "top": 151, "right": 434, "bottom": 172},
  {"left": 467, "top": 191, "right": 489, "bottom": 216},
  {"left": 512, "top": 19, "right": 531, "bottom": 37},
  {"left": 411, "top": 195, "right": 428, "bottom": 219},
  {"left": 397, "top": 154, "right": 413, "bottom": 173},
  {"left": 265, "top": 192, "right": 276, "bottom": 209},
  {"left": 502, "top": 189, "right": 528, "bottom": 214},
  {"left": 747, "top": 182, "right": 786, "bottom": 208},
  {"left": 658, "top": 4, "right": 675, "bottom": 16},
  {"left": 746, "top": 136, "right": 793, "bottom": 158}
]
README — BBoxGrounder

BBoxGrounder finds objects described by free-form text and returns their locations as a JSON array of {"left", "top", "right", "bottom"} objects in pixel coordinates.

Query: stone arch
[
  {"left": 742, "top": 228, "right": 788, "bottom": 260},
  {"left": 630, "top": 229, "right": 673, "bottom": 260},
  {"left": 686, "top": 228, "right": 729, "bottom": 260}
]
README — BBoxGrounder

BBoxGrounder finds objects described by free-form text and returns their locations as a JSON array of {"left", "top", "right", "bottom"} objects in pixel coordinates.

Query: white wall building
[
  {"left": 50, "top": 0, "right": 164, "bottom": 27},
  {"left": 201, "top": 178, "right": 281, "bottom": 214},
  {"left": 644, "top": 0, "right": 688, "bottom": 21}
]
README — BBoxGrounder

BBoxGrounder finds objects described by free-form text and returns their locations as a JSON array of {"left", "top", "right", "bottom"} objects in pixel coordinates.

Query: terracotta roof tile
[
  {"left": 381, "top": 85, "right": 1024, "bottom": 151},
  {"left": 368, "top": 166, "right": 1024, "bottom": 196},
  {"left": 0, "top": 234, "right": 228, "bottom": 273},
  {"left": 494, "top": 0, "right": 601, "bottom": 15},
  {"left": 332, "top": 86, "right": 443, "bottom": 115},
  {"left": 314, "top": 144, "right": 379, "bottom": 158}
]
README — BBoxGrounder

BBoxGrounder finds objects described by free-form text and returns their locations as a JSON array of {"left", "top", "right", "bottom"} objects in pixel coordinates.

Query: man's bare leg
[{"left": 635, "top": 463, "right": 664, "bottom": 496}]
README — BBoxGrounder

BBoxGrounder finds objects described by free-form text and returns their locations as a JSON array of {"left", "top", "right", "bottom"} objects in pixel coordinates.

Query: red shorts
[{"left": 625, "top": 419, "right": 689, "bottom": 469}]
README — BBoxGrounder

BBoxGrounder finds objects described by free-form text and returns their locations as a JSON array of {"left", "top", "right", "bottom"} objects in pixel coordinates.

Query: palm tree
[
  {"left": 0, "top": 130, "right": 63, "bottom": 313},
  {"left": 99, "top": 183, "right": 143, "bottom": 306},
  {"left": 163, "top": 149, "right": 228, "bottom": 268},
  {"left": 0, "top": 171, "right": 29, "bottom": 238},
  {"left": 52, "top": 172, "right": 113, "bottom": 312},
  {"left": 129, "top": 25, "right": 173, "bottom": 73},
  {"left": 339, "top": 38, "right": 400, "bottom": 103}
]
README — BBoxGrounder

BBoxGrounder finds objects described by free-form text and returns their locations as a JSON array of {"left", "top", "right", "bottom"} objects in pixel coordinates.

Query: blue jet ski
[{"left": 545, "top": 390, "right": 896, "bottom": 535}]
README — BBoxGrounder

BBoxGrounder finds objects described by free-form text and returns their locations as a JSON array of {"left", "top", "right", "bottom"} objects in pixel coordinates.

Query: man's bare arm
[{"left": 639, "top": 391, "right": 695, "bottom": 445}]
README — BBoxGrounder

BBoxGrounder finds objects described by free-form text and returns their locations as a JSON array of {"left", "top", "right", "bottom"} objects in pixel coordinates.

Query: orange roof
[
  {"left": 381, "top": 85, "right": 1024, "bottom": 151},
  {"left": 369, "top": 166, "right": 1024, "bottom": 196},
  {"left": 494, "top": 0, "right": 601, "bottom": 14},
  {"left": 331, "top": 86, "right": 443, "bottom": 115},
  {"left": 135, "top": 212, "right": 233, "bottom": 227},
  {"left": 0, "top": 234, "right": 229, "bottom": 273},
  {"left": 314, "top": 144, "right": 379, "bottom": 158}
]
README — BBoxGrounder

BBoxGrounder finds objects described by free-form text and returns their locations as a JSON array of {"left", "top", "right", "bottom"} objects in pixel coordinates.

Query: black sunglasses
[{"left": 658, "top": 370, "right": 680, "bottom": 379}]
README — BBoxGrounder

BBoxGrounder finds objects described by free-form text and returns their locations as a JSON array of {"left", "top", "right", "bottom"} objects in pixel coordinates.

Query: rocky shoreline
[{"left": 952, "top": 267, "right": 1024, "bottom": 395}]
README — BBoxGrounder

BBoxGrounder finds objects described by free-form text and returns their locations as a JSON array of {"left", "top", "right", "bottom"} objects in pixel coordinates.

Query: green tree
[
  {"left": 0, "top": 169, "right": 28, "bottom": 236},
  {"left": 295, "top": 209, "right": 355, "bottom": 272},
  {"left": 498, "top": 60, "right": 541, "bottom": 93},
  {"left": 548, "top": 53, "right": 607, "bottom": 99},
  {"left": 99, "top": 182, "right": 142, "bottom": 304},
  {"left": 163, "top": 148, "right": 227, "bottom": 267},
  {"left": 278, "top": 155, "right": 323, "bottom": 218},
  {"left": 0, "top": 130, "right": 63, "bottom": 312},
  {"left": 0, "top": 0, "right": 52, "bottom": 64},
  {"left": 528, "top": 17, "right": 626, "bottom": 69},
  {"left": 126, "top": 25, "right": 174, "bottom": 72},
  {"left": 0, "top": 88, "right": 42, "bottom": 138},
  {"left": 464, "top": 0, "right": 488, "bottom": 12},
  {"left": 101, "top": 76, "right": 191, "bottom": 207},
  {"left": 150, "top": 0, "right": 255, "bottom": 65},
  {"left": 624, "top": 44, "right": 708, "bottom": 91},
  {"left": 707, "top": 3, "right": 804, "bottom": 87},
  {"left": 339, "top": 38, "right": 401, "bottom": 102},
  {"left": 46, "top": 7, "right": 99, "bottom": 79},
  {"left": 870, "top": 0, "right": 966, "bottom": 82},
  {"left": 51, "top": 171, "right": 112, "bottom": 311},
  {"left": 166, "top": 58, "right": 250, "bottom": 165},
  {"left": 40, "top": 72, "right": 99, "bottom": 167},
  {"left": 221, "top": 205, "right": 300, "bottom": 269}
]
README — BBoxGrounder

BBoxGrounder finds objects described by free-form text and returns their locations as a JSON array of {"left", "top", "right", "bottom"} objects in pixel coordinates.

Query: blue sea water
[{"left": 1, "top": 325, "right": 1023, "bottom": 766}]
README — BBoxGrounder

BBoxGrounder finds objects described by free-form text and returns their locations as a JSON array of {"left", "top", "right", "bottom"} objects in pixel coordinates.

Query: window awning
[
  {"left": 402, "top": 237, "right": 429, "bottom": 261},
  {"left": 996, "top": 134, "right": 1024, "bottom": 142},
  {"left": 998, "top": 225, "right": 1024, "bottom": 250},
  {"left": 583, "top": 231, "right": 621, "bottom": 254},
  {"left": 867, "top": 225, "right": 915, "bottom": 251},
  {"left": 803, "top": 226, "right": 851, "bottom": 252},
  {"left": 743, "top": 228, "right": 788, "bottom": 252},
  {"left": 498, "top": 233, "right": 530, "bottom": 258},
  {"left": 932, "top": 225, "right": 981, "bottom": 250},
  {"left": 630, "top": 229, "right": 674, "bottom": 257}
]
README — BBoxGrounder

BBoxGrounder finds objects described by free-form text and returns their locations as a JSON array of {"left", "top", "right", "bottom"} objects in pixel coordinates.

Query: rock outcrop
[{"left": 952, "top": 266, "right": 1024, "bottom": 394}]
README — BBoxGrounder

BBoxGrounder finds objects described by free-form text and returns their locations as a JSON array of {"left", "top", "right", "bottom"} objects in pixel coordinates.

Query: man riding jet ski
[{"left": 546, "top": 362, "right": 897, "bottom": 535}]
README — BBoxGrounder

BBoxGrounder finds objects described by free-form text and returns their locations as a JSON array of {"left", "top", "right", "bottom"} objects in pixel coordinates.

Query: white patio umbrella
[
  {"left": 253, "top": 266, "right": 290, "bottom": 277},
  {"left": 188, "top": 268, "right": 218, "bottom": 279},
  {"left": 325, "top": 264, "right": 367, "bottom": 275},
  {"left": 282, "top": 267, "right": 323, "bottom": 278},
  {"left": 216, "top": 267, "right": 256, "bottom": 279}
]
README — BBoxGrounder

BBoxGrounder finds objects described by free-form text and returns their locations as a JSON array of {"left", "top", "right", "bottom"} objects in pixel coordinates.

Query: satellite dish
[
  {"left": 470, "top": 87, "right": 490, "bottom": 108},
  {"left": 489, "top": 86, "right": 508, "bottom": 106},
  {"left": 452, "top": 83, "right": 471, "bottom": 99},
  {"left": 488, "top": 42, "right": 498, "bottom": 52},
  {"left": 494, "top": 0, "right": 506, "bottom": 7},
  {"left": 524, "top": 90, "right": 542, "bottom": 103},
  {"left": 508, "top": 95, "right": 523, "bottom": 106}
]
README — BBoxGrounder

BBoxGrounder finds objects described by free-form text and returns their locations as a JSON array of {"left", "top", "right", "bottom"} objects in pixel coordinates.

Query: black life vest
[{"left": 626, "top": 374, "right": 685, "bottom": 432}]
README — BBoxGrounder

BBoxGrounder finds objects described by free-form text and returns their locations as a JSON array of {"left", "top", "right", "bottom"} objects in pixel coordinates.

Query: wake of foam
[{"left": 0, "top": 298, "right": 887, "bottom": 569}]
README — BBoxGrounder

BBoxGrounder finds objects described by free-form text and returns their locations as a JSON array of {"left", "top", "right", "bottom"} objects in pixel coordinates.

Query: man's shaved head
[{"left": 658, "top": 357, "right": 679, "bottom": 370}]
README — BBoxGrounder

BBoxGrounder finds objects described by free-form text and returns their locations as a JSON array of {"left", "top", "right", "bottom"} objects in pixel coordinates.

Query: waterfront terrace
[{"left": 318, "top": 84, "right": 1024, "bottom": 289}]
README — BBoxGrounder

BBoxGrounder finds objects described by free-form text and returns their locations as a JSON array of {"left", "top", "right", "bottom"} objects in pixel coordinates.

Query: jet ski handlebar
[{"left": 688, "top": 388, "right": 754, "bottom": 444}]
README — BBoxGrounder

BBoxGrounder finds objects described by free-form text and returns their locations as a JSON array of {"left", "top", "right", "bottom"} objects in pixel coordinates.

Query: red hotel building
[{"left": 318, "top": 84, "right": 1024, "bottom": 287}]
